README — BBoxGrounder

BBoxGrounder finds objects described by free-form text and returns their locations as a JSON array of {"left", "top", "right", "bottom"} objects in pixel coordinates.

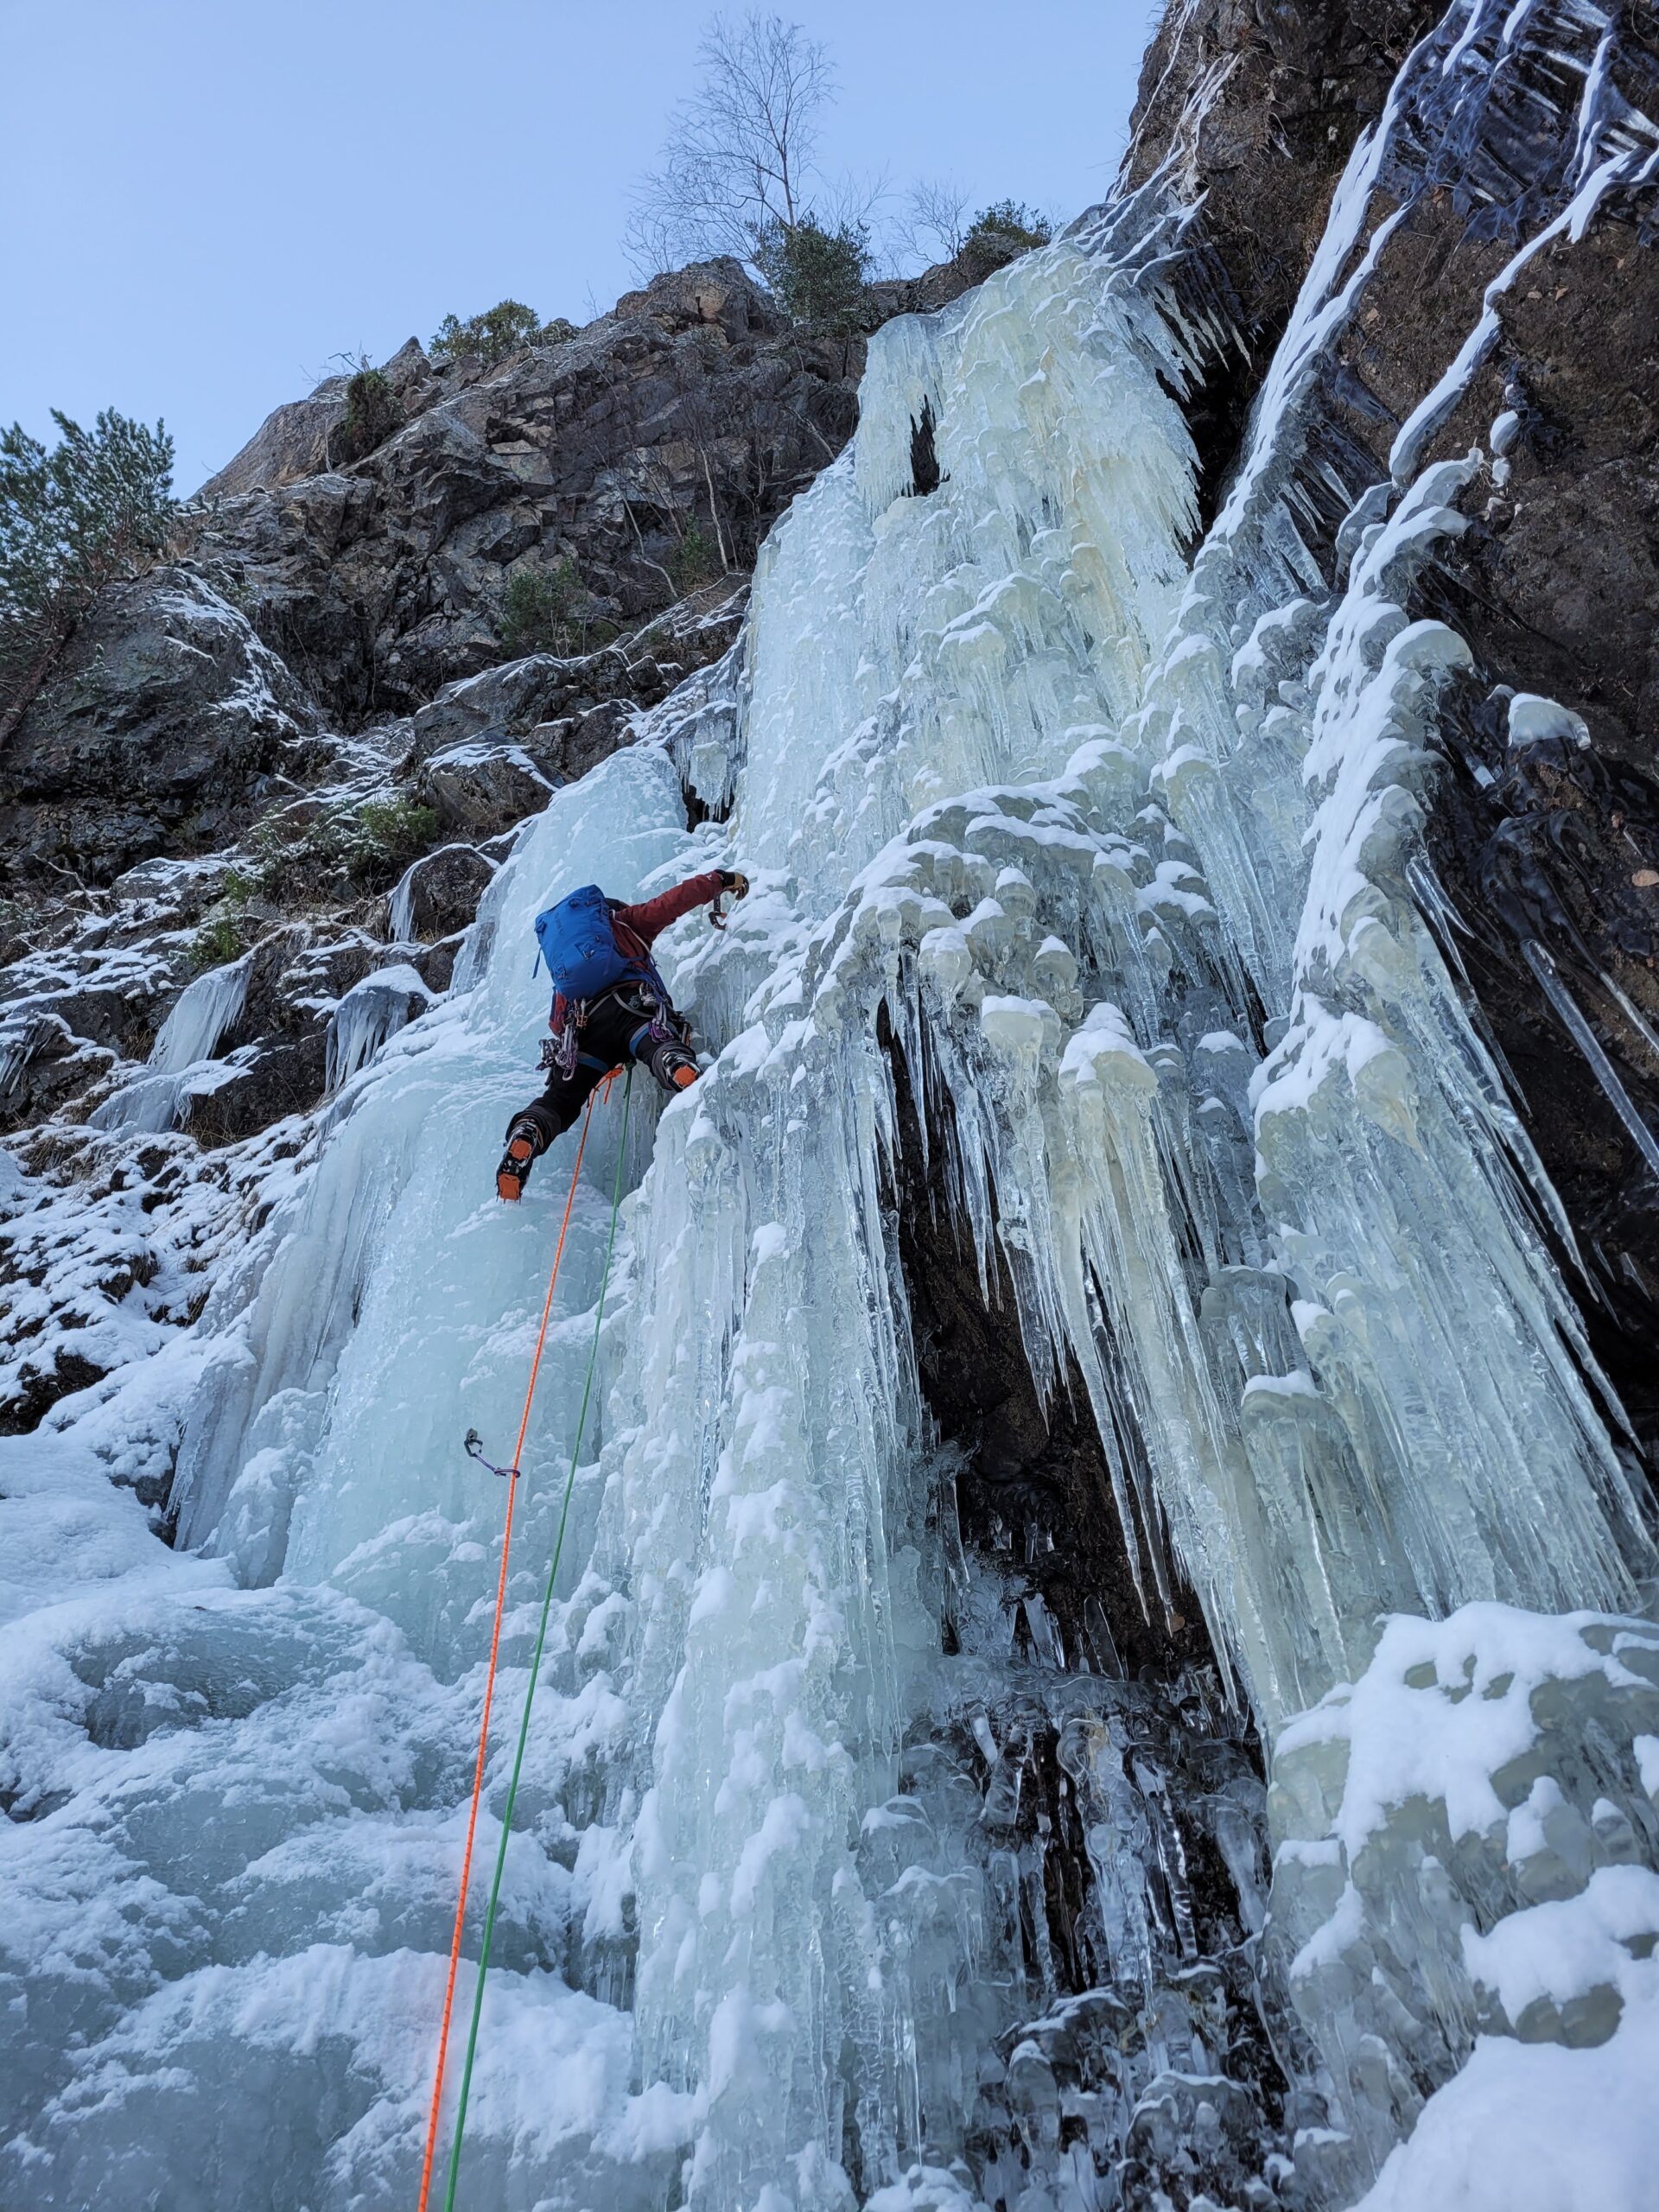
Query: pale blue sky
[{"left": 1, "top": 1, "right": 1152, "bottom": 492}]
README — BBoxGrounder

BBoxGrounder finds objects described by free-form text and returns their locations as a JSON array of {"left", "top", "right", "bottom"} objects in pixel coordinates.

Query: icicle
[
  {"left": 89, "top": 952, "right": 251, "bottom": 1132},
  {"left": 324, "top": 963, "right": 434, "bottom": 1092},
  {"left": 1524, "top": 939, "right": 1659, "bottom": 1182},
  {"left": 387, "top": 865, "right": 417, "bottom": 946},
  {"left": 151, "top": 957, "right": 252, "bottom": 1073}
]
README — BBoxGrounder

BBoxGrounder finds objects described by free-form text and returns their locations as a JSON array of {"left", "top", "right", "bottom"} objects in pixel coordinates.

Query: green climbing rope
[{"left": 440, "top": 1064, "right": 635, "bottom": 2211}]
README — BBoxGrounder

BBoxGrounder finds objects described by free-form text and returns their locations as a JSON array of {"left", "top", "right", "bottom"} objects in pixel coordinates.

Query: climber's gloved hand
[{"left": 717, "top": 868, "right": 750, "bottom": 899}]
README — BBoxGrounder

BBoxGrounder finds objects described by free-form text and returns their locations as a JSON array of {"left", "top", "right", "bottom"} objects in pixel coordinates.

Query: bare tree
[
  {"left": 624, "top": 13, "right": 835, "bottom": 277},
  {"left": 892, "top": 178, "right": 969, "bottom": 270}
]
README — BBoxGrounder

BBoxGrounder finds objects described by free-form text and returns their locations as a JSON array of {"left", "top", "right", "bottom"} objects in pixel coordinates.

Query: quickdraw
[{"left": 461, "top": 1429, "right": 517, "bottom": 1481}]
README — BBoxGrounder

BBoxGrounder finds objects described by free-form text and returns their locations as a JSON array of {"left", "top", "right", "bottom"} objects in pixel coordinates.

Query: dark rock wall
[
  {"left": 0, "top": 569, "right": 319, "bottom": 890},
  {"left": 1, "top": 257, "right": 963, "bottom": 899},
  {"left": 1127, "top": 0, "right": 1445, "bottom": 517}
]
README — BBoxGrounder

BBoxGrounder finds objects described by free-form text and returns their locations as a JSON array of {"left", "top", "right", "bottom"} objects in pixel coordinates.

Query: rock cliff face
[
  {"left": 3, "top": 255, "right": 970, "bottom": 892},
  {"left": 0, "top": 567, "right": 321, "bottom": 891},
  {"left": 187, "top": 260, "right": 903, "bottom": 725}
]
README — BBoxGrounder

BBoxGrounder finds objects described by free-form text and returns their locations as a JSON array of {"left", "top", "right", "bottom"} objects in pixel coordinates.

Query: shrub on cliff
[
  {"left": 0, "top": 408, "right": 176, "bottom": 737},
  {"left": 756, "top": 215, "right": 872, "bottom": 327},
  {"left": 959, "top": 200, "right": 1053, "bottom": 280},
  {"left": 331, "top": 368, "right": 404, "bottom": 466},
  {"left": 188, "top": 912, "right": 245, "bottom": 970},
  {"left": 356, "top": 797, "right": 439, "bottom": 880},
  {"left": 497, "top": 559, "right": 614, "bottom": 658},
  {"left": 252, "top": 795, "right": 439, "bottom": 904},
  {"left": 499, "top": 563, "right": 576, "bottom": 655},
  {"left": 667, "top": 520, "right": 723, "bottom": 595},
  {"left": 430, "top": 302, "right": 575, "bottom": 367}
]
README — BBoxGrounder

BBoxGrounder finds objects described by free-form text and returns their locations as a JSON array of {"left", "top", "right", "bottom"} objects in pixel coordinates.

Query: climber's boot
[
  {"left": 496, "top": 1117, "right": 543, "bottom": 1202},
  {"left": 647, "top": 1038, "right": 700, "bottom": 1094}
]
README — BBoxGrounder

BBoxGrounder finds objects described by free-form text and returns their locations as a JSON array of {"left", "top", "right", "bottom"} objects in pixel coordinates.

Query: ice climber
[{"left": 496, "top": 868, "right": 749, "bottom": 1200}]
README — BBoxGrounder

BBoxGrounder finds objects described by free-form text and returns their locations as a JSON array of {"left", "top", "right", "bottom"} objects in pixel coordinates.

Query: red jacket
[{"left": 608, "top": 873, "right": 725, "bottom": 966}]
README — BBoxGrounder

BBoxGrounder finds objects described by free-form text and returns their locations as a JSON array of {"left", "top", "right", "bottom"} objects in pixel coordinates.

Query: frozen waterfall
[{"left": 6, "top": 65, "right": 1659, "bottom": 2212}]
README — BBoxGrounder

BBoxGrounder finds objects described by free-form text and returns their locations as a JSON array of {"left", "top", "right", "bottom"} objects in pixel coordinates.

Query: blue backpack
[{"left": 533, "top": 885, "right": 632, "bottom": 1001}]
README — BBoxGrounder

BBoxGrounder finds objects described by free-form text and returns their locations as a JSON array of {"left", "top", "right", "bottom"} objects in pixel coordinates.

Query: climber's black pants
[{"left": 510, "top": 988, "right": 695, "bottom": 1153}]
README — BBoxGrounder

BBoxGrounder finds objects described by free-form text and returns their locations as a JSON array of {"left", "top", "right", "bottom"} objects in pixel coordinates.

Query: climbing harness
[
  {"left": 416, "top": 1065, "right": 636, "bottom": 2212},
  {"left": 619, "top": 980, "right": 690, "bottom": 1058},
  {"left": 545, "top": 980, "right": 687, "bottom": 1080}
]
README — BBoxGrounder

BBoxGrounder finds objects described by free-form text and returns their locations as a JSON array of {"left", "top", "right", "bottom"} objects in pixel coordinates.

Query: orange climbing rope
[{"left": 414, "top": 1084, "right": 604, "bottom": 2212}]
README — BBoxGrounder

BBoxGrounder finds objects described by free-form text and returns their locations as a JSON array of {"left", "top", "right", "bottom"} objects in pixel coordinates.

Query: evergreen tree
[
  {"left": 0, "top": 408, "right": 176, "bottom": 736},
  {"left": 755, "top": 214, "right": 871, "bottom": 327},
  {"left": 430, "top": 301, "right": 566, "bottom": 367},
  {"left": 498, "top": 560, "right": 588, "bottom": 657}
]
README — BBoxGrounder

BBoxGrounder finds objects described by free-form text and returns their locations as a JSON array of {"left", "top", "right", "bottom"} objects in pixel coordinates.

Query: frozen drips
[{"left": 89, "top": 951, "right": 252, "bottom": 1133}]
